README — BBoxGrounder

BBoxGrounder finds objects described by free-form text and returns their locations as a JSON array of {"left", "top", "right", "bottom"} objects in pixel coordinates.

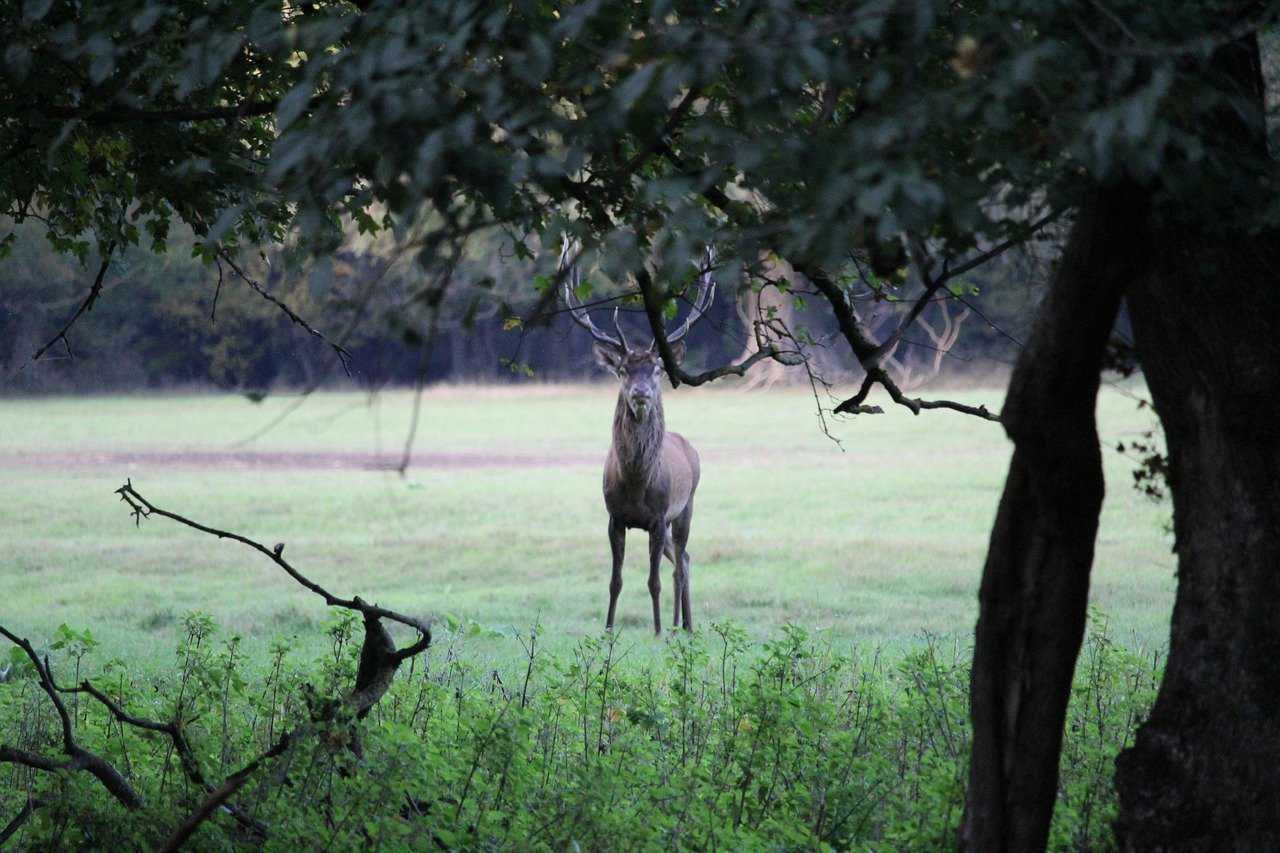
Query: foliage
[
  {"left": 1, "top": 613, "right": 1159, "bottom": 850},
  {"left": 5, "top": 1, "right": 1276, "bottom": 342}
]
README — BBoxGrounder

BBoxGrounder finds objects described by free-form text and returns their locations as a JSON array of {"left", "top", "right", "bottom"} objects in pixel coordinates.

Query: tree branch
[
  {"left": 115, "top": 481, "right": 431, "bottom": 644},
  {"left": 111, "top": 481, "right": 432, "bottom": 845},
  {"left": 159, "top": 729, "right": 296, "bottom": 853},
  {"left": 0, "top": 797, "right": 44, "bottom": 846},
  {"left": 655, "top": 142, "right": 1003, "bottom": 420},
  {"left": 216, "top": 251, "right": 354, "bottom": 376},
  {"left": 635, "top": 268, "right": 795, "bottom": 386},
  {"left": 0, "top": 625, "right": 142, "bottom": 810},
  {"left": 31, "top": 245, "right": 115, "bottom": 362}
]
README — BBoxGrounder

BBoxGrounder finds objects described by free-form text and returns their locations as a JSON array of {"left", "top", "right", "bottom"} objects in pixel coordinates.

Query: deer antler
[
  {"left": 660, "top": 246, "right": 717, "bottom": 346},
  {"left": 560, "top": 238, "right": 628, "bottom": 349}
]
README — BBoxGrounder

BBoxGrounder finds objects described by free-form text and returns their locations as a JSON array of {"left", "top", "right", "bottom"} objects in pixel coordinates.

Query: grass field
[{"left": 0, "top": 382, "right": 1174, "bottom": 671}]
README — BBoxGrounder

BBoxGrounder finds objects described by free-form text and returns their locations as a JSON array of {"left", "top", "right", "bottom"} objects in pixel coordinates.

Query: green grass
[{"left": 0, "top": 382, "right": 1174, "bottom": 669}]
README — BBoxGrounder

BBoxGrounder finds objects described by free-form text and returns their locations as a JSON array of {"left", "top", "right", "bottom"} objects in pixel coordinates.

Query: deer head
[{"left": 561, "top": 241, "right": 716, "bottom": 420}]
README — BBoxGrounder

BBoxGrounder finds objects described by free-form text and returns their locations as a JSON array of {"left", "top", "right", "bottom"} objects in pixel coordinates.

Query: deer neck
[{"left": 612, "top": 392, "right": 665, "bottom": 483}]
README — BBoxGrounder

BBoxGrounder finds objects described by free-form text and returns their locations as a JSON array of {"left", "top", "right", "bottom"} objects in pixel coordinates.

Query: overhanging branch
[
  {"left": 655, "top": 142, "right": 1007, "bottom": 421},
  {"left": 31, "top": 245, "right": 116, "bottom": 363},
  {"left": 216, "top": 251, "right": 354, "bottom": 376}
]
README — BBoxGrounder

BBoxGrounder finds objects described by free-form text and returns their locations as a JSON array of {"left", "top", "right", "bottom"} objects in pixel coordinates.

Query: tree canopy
[{"left": 6, "top": 1, "right": 1274, "bottom": 405}]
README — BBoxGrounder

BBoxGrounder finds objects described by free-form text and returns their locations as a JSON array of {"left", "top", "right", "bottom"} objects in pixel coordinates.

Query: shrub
[{"left": 0, "top": 611, "right": 1158, "bottom": 850}]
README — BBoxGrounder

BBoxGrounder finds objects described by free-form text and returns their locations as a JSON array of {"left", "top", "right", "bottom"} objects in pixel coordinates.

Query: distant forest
[{"left": 3, "top": 218, "right": 1050, "bottom": 395}]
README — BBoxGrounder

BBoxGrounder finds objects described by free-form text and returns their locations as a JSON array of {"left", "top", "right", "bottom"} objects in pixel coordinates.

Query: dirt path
[{"left": 0, "top": 448, "right": 604, "bottom": 471}]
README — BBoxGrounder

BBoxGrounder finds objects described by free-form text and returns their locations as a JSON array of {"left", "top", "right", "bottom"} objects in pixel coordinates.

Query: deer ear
[
  {"left": 667, "top": 339, "right": 687, "bottom": 365},
  {"left": 593, "top": 341, "right": 625, "bottom": 374}
]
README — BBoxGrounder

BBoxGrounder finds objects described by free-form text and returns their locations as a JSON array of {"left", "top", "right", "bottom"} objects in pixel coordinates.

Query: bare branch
[
  {"left": 159, "top": 728, "right": 296, "bottom": 853},
  {"left": 634, "top": 267, "right": 785, "bottom": 386},
  {"left": 0, "top": 625, "right": 142, "bottom": 810},
  {"left": 0, "top": 797, "right": 44, "bottom": 846},
  {"left": 111, "top": 481, "right": 432, "bottom": 845},
  {"left": 216, "top": 251, "right": 354, "bottom": 376},
  {"left": 115, "top": 481, "right": 431, "bottom": 645},
  {"left": 655, "top": 142, "right": 1007, "bottom": 421},
  {"left": 874, "top": 211, "right": 1061, "bottom": 371},
  {"left": 397, "top": 270, "right": 455, "bottom": 476},
  {"left": 31, "top": 245, "right": 115, "bottom": 363}
]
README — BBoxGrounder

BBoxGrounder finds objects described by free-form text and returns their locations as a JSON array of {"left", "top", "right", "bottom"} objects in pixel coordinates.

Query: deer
[{"left": 561, "top": 241, "right": 716, "bottom": 635}]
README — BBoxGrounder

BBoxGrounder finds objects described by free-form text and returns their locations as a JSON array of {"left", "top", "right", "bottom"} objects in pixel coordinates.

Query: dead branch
[
  {"left": 30, "top": 245, "right": 115, "bottom": 363},
  {"left": 804, "top": 266, "right": 998, "bottom": 420},
  {"left": 0, "top": 625, "right": 142, "bottom": 810},
  {"left": 216, "top": 251, "right": 354, "bottom": 376},
  {"left": 0, "top": 797, "right": 44, "bottom": 846},
  {"left": 653, "top": 142, "right": 1020, "bottom": 421},
  {"left": 112, "top": 480, "right": 431, "bottom": 846},
  {"left": 0, "top": 483, "right": 433, "bottom": 846},
  {"left": 115, "top": 479, "right": 431, "bottom": 715},
  {"left": 114, "top": 480, "right": 431, "bottom": 652},
  {"left": 160, "top": 729, "right": 296, "bottom": 853}
]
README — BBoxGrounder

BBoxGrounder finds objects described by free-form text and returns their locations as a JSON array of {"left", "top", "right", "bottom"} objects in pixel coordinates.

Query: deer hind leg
[
  {"left": 606, "top": 517, "right": 625, "bottom": 631},
  {"left": 671, "top": 505, "right": 694, "bottom": 631},
  {"left": 647, "top": 526, "right": 665, "bottom": 635}
]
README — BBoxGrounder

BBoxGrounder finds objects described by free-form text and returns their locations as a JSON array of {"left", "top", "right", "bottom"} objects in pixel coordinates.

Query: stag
[{"left": 562, "top": 242, "right": 716, "bottom": 634}]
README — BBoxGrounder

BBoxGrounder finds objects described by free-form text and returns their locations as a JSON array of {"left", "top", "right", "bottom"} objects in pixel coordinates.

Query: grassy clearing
[{"left": 0, "top": 382, "right": 1173, "bottom": 670}]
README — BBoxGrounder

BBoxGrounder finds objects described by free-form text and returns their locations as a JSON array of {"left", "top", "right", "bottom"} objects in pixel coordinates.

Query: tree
[{"left": 5, "top": 0, "right": 1280, "bottom": 848}]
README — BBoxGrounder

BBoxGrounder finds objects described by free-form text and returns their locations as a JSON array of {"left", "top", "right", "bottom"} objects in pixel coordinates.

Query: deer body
[
  {"left": 561, "top": 241, "right": 716, "bottom": 634},
  {"left": 602, "top": 370, "right": 701, "bottom": 633}
]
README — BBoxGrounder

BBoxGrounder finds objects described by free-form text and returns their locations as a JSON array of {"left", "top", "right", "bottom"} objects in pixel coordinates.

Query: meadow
[
  {"left": 0, "top": 382, "right": 1174, "bottom": 849},
  {"left": 0, "top": 381, "right": 1173, "bottom": 670}
]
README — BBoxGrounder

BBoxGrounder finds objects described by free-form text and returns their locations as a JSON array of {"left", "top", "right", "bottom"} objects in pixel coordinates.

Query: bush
[{"left": 0, "top": 613, "right": 1159, "bottom": 850}]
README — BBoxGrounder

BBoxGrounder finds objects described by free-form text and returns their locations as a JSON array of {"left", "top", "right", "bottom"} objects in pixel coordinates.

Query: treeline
[{"left": 2, "top": 220, "right": 1045, "bottom": 395}]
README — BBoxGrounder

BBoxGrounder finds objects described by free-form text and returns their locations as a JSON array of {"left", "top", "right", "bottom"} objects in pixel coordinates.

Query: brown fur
[{"left": 597, "top": 346, "right": 701, "bottom": 634}]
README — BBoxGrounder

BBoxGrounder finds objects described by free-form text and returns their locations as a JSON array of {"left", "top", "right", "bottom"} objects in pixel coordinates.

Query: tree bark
[
  {"left": 1114, "top": 34, "right": 1280, "bottom": 848},
  {"left": 960, "top": 185, "right": 1149, "bottom": 851}
]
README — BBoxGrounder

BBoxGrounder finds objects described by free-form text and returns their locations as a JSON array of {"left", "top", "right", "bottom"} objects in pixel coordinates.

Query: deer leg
[
  {"left": 672, "top": 506, "right": 693, "bottom": 631},
  {"left": 648, "top": 527, "right": 664, "bottom": 636},
  {"left": 606, "top": 517, "right": 625, "bottom": 631},
  {"left": 665, "top": 526, "right": 682, "bottom": 628}
]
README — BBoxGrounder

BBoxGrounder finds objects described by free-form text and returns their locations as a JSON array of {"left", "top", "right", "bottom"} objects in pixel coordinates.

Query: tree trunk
[
  {"left": 960, "top": 185, "right": 1149, "bottom": 851},
  {"left": 1114, "top": 36, "right": 1280, "bottom": 848}
]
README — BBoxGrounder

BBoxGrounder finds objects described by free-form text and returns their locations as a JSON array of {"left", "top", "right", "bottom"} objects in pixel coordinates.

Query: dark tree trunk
[
  {"left": 960, "top": 185, "right": 1150, "bottom": 851},
  {"left": 1114, "top": 35, "right": 1280, "bottom": 849}
]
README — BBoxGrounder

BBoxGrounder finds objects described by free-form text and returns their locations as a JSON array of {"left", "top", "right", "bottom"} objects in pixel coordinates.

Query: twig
[
  {"left": 111, "top": 481, "right": 432, "bottom": 845},
  {"left": 159, "top": 729, "right": 297, "bottom": 853},
  {"left": 634, "top": 268, "right": 792, "bottom": 386},
  {"left": 0, "top": 626, "right": 141, "bottom": 810},
  {"left": 210, "top": 256, "right": 225, "bottom": 322},
  {"left": 31, "top": 245, "right": 115, "bottom": 363},
  {"left": 216, "top": 251, "right": 354, "bottom": 376},
  {"left": 397, "top": 270, "right": 456, "bottom": 476},
  {"left": 114, "top": 481, "right": 431, "bottom": 652},
  {"left": 656, "top": 142, "right": 1006, "bottom": 421}
]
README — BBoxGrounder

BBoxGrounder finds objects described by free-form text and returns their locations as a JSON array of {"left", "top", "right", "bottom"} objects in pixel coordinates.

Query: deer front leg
[
  {"left": 671, "top": 506, "right": 693, "bottom": 631},
  {"left": 665, "top": 526, "right": 682, "bottom": 629},
  {"left": 606, "top": 517, "right": 625, "bottom": 631},
  {"left": 648, "top": 527, "right": 664, "bottom": 636}
]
